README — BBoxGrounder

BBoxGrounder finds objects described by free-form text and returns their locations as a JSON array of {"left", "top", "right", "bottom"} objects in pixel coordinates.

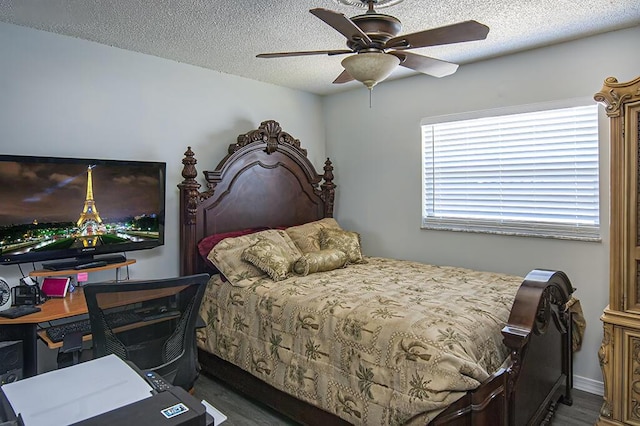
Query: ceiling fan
[{"left": 256, "top": 0, "right": 490, "bottom": 90}]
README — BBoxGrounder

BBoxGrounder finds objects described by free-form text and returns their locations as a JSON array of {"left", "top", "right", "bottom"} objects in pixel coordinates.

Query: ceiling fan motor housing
[{"left": 349, "top": 13, "right": 402, "bottom": 50}]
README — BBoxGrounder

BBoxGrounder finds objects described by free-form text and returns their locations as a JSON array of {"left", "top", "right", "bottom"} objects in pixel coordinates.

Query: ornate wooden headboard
[{"left": 178, "top": 120, "right": 336, "bottom": 276}]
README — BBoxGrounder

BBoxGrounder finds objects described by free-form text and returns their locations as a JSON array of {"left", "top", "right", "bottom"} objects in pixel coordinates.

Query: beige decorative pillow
[
  {"left": 242, "top": 239, "right": 298, "bottom": 281},
  {"left": 293, "top": 248, "right": 348, "bottom": 276},
  {"left": 285, "top": 218, "right": 342, "bottom": 253},
  {"left": 208, "top": 229, "right": 301, "bottom": 286},
  {"left": 319, "top": 228, "right": 364, "bottom": 264}
]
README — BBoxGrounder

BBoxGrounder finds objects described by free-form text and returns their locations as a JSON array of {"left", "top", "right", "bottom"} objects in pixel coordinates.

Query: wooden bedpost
[
  {"left": 321, "top": 158, "right": 335, "bottom": 218},
  {"left": 178, "top": 146, "right": 201, "bottom": 276}
]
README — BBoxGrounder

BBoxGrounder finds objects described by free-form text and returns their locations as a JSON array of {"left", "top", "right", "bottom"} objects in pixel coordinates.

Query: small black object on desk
[
  {"left": 11, "top": 286, "right": 46, "bottom": 307},
  {"left": 0, "top": 306, "right": 41, "bottom": 319}
]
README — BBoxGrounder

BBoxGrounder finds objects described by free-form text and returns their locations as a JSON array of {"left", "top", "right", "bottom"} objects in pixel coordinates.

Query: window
[{"left": 421, "top": 102, "right": 600, "bottom": 240}]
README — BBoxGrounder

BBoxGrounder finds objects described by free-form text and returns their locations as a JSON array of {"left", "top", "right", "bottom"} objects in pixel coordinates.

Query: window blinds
[{"left": 421, "top": 104, "right": 599, "bottom": 240}]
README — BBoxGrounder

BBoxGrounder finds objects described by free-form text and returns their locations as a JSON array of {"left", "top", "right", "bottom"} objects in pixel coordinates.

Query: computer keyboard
[
  {"left": 46, "top": 318, "right": 91, "bottom": 342},
  {"left": 45, "top": 311, "right": 143, "bottom": 343}
]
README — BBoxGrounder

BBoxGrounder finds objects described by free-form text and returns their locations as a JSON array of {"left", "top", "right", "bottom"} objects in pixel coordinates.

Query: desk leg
[{"left": 0, "top": 323, "right": 38, "bottom": 377}]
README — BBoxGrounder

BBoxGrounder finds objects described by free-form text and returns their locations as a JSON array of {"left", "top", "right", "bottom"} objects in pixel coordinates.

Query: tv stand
[{"left": 30, "top": 258, "right": 136, "bottom": 282}]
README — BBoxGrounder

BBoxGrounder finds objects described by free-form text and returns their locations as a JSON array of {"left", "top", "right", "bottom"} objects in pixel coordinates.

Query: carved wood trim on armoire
[{"left": 595, "top": 75, "right": 640, "bottom": 425}]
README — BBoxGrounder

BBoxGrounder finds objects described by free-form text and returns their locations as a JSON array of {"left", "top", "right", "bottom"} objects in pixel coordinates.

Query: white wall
[
  {"left": 0, "top": 22, "right": 326, "bottom": 372},
  {"left": 0, "top": 21, "right": 325, "bottom": 287},
  {"left": 323, "top": 25, "right": 640, "bottom": 391}
]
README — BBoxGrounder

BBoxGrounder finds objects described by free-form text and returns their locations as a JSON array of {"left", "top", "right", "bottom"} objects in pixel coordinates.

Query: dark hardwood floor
[
  {"left": 552, "top": 389, "right": 602, "bottom": 425},
  {"left": 194, "top": 373, "right": 296, "bottom": 425},
  {"left": 193, "top": 372, "right": 601, "bottom": 425}
]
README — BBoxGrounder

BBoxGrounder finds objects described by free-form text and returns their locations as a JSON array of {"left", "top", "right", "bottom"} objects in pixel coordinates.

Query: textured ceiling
[{"left": 1, "top": 0, "right": 639, "bottom": 95}]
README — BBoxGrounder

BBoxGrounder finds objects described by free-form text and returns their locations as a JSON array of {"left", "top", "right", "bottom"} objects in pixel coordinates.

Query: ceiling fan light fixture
[{"left": 341, "top": 52, "right": 400, "bottom": 90}]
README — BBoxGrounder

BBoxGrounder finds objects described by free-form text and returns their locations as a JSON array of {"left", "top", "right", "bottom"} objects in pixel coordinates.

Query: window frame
[{"left": 420, "top": 98, "right": 601, "bottom": 241}]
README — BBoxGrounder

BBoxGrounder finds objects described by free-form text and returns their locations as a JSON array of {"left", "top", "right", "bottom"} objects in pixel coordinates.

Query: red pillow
[{"left": 197, "top": 227, "right": 270, "bottom": 267}]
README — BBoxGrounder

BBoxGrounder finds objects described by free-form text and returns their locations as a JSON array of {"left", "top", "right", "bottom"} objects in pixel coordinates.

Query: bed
[{"left": 178, "top": 120, "right": 577, "bottom": 425}]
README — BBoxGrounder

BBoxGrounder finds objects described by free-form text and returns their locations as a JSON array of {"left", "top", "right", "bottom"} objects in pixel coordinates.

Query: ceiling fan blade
[
  {"left": 390, "top": 51, "right": 459, "bottom": 78},
  {"left": 310, "top": 8, "right": 373, "bottom": 47},
  {"left": 333, "top": 70, "right": 354, "bottom": 84},
  {"left": 385, "top": 20, "right": 489, "bottom": 50},
  {"left": 257, "top": 49, "right": 353, "bottom": 58}
]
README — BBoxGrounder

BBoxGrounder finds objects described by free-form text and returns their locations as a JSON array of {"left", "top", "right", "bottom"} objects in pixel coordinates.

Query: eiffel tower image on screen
[{"left": 77, "top": 166, "right": 103, "bottom": 235}]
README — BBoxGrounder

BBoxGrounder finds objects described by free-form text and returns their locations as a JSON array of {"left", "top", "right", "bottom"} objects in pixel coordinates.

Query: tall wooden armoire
[{"left": 595, "top": 75, "right": 640, "bottom": 425}]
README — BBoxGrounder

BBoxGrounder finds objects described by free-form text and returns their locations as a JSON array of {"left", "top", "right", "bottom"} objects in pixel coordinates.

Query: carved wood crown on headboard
[
  {"left": 232, "top": 119, "right": 305, "bottom": 155},
  {"left": 178, "top": 120, "right": 336, "bottom": 275},
  {"left": 179, "top": 120, "right": 335, "bottom": 208}
]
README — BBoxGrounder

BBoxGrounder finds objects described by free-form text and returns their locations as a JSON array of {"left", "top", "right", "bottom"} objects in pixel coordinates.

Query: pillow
[
  {"left": 207, "top": 229, "right": 301, "bottom": 286},
  {"left": 242, "top": 239, "right": 299, "bottom": 281},
  {"left": 293, "top": 248, "right": 348, "bottom": 276},
  {"left": 197, "top": 227, "right": 269, "bottom": 263},
  {"left": 285, "top": 218, "right": 342, "bottom": 253},
  {"left": 319, "top": 228, "right": 364, "bottom": 264}
]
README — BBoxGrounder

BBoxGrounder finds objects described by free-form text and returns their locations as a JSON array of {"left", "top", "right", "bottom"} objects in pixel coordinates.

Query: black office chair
[{"left": 82, "top": 274, "right": 209, "bottom": 391}]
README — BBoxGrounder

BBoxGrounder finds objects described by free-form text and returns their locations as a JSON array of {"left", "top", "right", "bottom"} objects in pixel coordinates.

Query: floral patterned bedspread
[{"left": 197, "top": 257, "right": 524, "bottom": 425}]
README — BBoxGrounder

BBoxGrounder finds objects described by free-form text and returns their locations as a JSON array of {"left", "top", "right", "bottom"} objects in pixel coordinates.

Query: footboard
[
  {"left": 432, "top": 269, "right": 574, "bottom": 425},
  {"left": 503, "top": 269, "right": 574, "bottom": 425}
]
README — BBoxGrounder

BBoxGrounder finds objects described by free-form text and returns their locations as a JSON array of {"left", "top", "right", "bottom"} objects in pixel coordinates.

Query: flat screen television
[{"left": 0, "top": 155, "right": 166, "bottom": 269}]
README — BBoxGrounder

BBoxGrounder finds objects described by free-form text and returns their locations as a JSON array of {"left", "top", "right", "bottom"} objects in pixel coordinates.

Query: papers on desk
[{"left": 1, "top": 354, "right": 153, "bottom": 426}]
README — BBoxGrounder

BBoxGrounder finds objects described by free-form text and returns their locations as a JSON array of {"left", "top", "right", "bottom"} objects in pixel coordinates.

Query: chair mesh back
[
  {"left": 83, "top": 274, "right": 209, "bottom": 390},
  {"left": 162, "top": 296, "right": 197, "bottom": 363},
  {"left": 94, "top": 308, "right": 127, "bottom": 360}
]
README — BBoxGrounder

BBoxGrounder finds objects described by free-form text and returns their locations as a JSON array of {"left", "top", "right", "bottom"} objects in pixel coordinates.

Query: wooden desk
[
  {"left": 0, "top": 288, "right": 89, "bottom": 377},
  {"left": 0, "top": 285, "right": 185, "bottom": 377},
  {"left": 36, "top": 286, "right": 185, "bottom": 349},
  {"left": 0, "top": 260, "right": 135, "bottom": 376}
]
